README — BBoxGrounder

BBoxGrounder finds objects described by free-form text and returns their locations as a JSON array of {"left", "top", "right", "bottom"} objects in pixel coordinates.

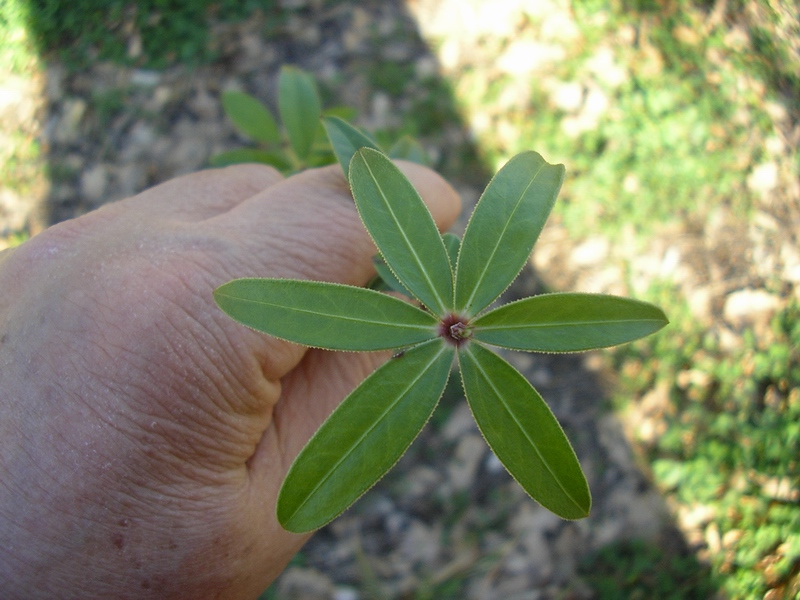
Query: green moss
[
  {"left": 580, "top": 538, "right": 720, "bottom": 599},
  {"left": 21, "top": 0, "right": 282, "bottom": 69}
]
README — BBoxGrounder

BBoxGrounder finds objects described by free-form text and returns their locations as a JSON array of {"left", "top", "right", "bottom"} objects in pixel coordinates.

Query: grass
[
  {"left": 0, "top": 0, "right": 46, "bottom": 245},
  {"left": 614, "top": 288, "right": 800, "bottom": 598},
  {"left": 20, "top": 0, "right": 284, "bottom": 69},
  {"left": 578, "top": 538, "right": 720, "bottom": 599},
  {"left": 0, "top": 0, "right": 38, "bottom": 72},
  {"left": 447, "top": 1, "right": 799, "bottom": 597}
]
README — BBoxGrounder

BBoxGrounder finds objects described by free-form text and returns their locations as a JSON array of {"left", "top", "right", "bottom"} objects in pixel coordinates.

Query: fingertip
[{"left": 394, "top": 160, "right": 462, "bottom": 233}]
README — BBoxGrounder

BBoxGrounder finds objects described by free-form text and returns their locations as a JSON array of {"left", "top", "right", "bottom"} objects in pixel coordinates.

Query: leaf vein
[
  {"left": 285, "top": 343, "right": 446, "bottom": 522},
  {"left": 361, "top": 157, "right": 446, "bottom": 314},
  {"left": 467, "top": 346, "right": 584, "bottom": 512},
  {"left": 462, "top": 161, "right": 545, "bottom": 312}
]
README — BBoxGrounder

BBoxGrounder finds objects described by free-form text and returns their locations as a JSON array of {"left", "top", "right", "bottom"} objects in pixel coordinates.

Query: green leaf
[
  {"left": 279, "top": 66, "right": 322, "bottom": 162},
  {"left": 473, "top": 293, "right": 669, "bottom": 352},
  {"left": 388, "top": 135, "right": 428, "bottom": 165},
  {"left": 349, "top": 148, "right": 454, "bottom": 315},
  {"left": 458, "top": 343, "right": 591, "bottom": 519},
  {"left": 322, "top": 116, "right": 381, "bottom": 176},
  {"left": 443, "top": 232, "right": 460, "bottom": 272},
  {"left": 372, "top": 255, "right": 411, "bottom": 296},
  {"left": 214, "top": 278, "right": 437, "bottom": 351},
  {"left": 209, "top": 148, "right": 292, "bottom": 171},
  {"left": 278, "top": 339, "right": 454, "bottom": 532},
  {"left": 322, "top": 105, "right": 358, "bottom": 122},
  {"left": 221, "top": 90, "right": 280, "bottom": 144},
  {"left": 454, "top": 152, "right": 565, "bottom": 316}
]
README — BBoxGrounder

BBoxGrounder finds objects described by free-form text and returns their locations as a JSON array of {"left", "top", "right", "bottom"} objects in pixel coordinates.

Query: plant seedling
[
  {"left": 211, "top": 65, "right": 428, "bottom": 174},
  {"left": 214, "top": 133, "right": 668, "bottom": 533}
]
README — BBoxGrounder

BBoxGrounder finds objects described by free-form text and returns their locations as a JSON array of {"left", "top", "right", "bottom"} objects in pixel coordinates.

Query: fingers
[
  {"left": 395, "top": 159, "right": 463, "bottom": 233},
  {"left": 131, "top": 163, "right": 284, "bottom": 221},
  {"left": 208, "top": 161, "right": 462, "bottom": 289}
]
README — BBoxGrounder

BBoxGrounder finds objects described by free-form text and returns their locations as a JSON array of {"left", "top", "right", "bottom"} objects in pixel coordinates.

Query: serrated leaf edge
[
  {"left": 472, "top": 292, "right": 670, "bottom": 353},
  {"left": 350, "top": 148, "right": 454, "bottom": 316},
  {"left": 454, "top": 152, "right": 563, "bottom": 317},
  {"left": 213, "top": 278, "right": 438, "bottom": 351},
  {"left": 279, "top": 338, "right": 453, "bottom": 531},
  {"left": 458, "top": 343, "right": 590, "bottom": 518}
]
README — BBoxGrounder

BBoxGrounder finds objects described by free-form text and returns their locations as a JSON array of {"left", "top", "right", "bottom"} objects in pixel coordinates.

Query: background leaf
[
  {"left": 388, "top": 135, "right": 428, "bottom": 165},
  {"left": 473, "top": 293, "right": 669, "bottom": 352},
  {"left": 214, "top": 278, "right": 437, "bottom": 351},
  {"left": 221, "top": 90, "right": 280, "bottom": 144},
  {"left": 323, "top": 116, "right": 381, "bottom": 176},
  {"left": 371, "top": 255, "right": 411, "bottom": 296},
  {"left": 278, "top": 339, "right": 454, "bottom": 532},
  {"left": 279, "top": 65, "right": 321, "bottom": 161},
  {"left": 459, "top": 343, "right": 591, "bottom": 519},
  {"left": 349, "top": 148, "right": 454, "bottom": 315},
  {"left": 454, "top": 151, "right": 565, "bottom": 316}
]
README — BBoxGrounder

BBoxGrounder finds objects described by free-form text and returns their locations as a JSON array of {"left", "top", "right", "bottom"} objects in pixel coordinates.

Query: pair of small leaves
[
  {"left": 214, "top": 134, "right": 669, "bottom": 532},
  {"left": 212, "top": 67, "right": 428, "bottom": 173},
  {"left": 213, "top": 66, "right": 321, "bottom": 171}
]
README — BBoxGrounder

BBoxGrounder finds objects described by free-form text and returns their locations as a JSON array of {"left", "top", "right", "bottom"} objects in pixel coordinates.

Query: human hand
[{"left": 0, "top": 162, "right": 460, "bottom": 599}]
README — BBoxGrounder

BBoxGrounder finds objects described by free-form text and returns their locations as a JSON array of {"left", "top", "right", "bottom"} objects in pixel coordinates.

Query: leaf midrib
[
  {"left": 460, "top": 161, "right": 545, "bottom": 313},
  {"left": 465, "top": 345, "right": 585, "bottom": 513},
  {"left": 216, "top": 291, "right": 436, "bottom": 330},
  {"left": 284, "top": 342, "right": 447, "bottom": 524},
  {"left": 361, "top": 156, "right": 447, "bottom": 315},
  {"left": 477, "top": 317, "right": 667, "bottom": 330}
]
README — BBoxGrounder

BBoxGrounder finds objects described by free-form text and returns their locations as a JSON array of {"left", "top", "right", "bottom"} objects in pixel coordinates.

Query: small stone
[
  {"left": 677, "top": 503, "right": 716, "bottom": 531},
  {"left": 551, "top": 525, "right": 582, "bottom": 582},
  {"left": 723, "top": 288, "right": 782, "bottom": 331},
  {"left": 497, "top": 40, "right": 565, "bottom": 76},
  {"left": 80, "top": 164, "right": 109, "bottom": 203},
  {"left": 570, "top": 236, "right": 609, "bottom": 268},
  {"left": 722, "top": 528, "right": 743, "bottom": 549},
  {"left": 448, "top": 434, "right": 485, "bottom": 491},
  {"left": 415, "top": 56, "right": 439, "bottom": 79},
  {"left": 116, "top": 163, "right": 147, "bottom": 198},
  {"left": 399, "top": 465, "right": 442, "bottom": 502},
  {"left": 705, "top": 521, "right": 722, "bottom": 555},
  {"left": 189, "top": 88, "right": 219, "bottom": 119},
  {"left": 399, "top": 519, "right": 441, "bottom": 564},
  {"left": 130, "top": 70, "right": 161, "bottom": 87},
  {"left": 368, "top": 92, "right": 394, "bottom": 130},
  {"left": 276, "top": 566, "right": 334, "bottom": 600},
  {"left": 343, "top": 7, "right": 370, "bottom": 52},
  {"left": 540, "top": 11, "right": 581, "bottom": 42},
  {"left": 687, "top": 285, "right": 712, "bottom": 322},
  {"left": 53, "top": 98, "right": 87, "bottom": 144},
  {"left": 585, "top": 46, "right": 628, "bottom": 88},
  {"left": 0, "top": 188, "right": 30, "bottom": 233},
  {"left": 519, "top": 530, "right": 554, "bottom": 581},
  {"left": 511, "top": 503, "right": 561, "bottom": 539},
  {"left": 549, "top": 81, "right": 584, "bottom": 113},
  {"left": 441, "top": 402, "right": 477, "bottom": 442},
  {"left": 150, "top": 86, "right": 173, "bottom": 111},
  {"left": 761, "top": 476, "right": 799, "bottom": 502},
  {"left": 747, "top": 161, "right": 779, "bottom": 196},
  {"left": 332, "top": 587, "right": 359, "bottom": 600}
]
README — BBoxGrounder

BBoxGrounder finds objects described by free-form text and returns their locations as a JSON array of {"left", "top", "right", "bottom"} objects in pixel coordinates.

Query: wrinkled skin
[{"left": 0, "top": 162, "right": 460, "bottom": 599}]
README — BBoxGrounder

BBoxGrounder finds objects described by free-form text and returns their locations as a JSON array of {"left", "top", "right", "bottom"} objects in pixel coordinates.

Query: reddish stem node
[{"left": 438, "top": 313, "right": 472, "bottom": 347}]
